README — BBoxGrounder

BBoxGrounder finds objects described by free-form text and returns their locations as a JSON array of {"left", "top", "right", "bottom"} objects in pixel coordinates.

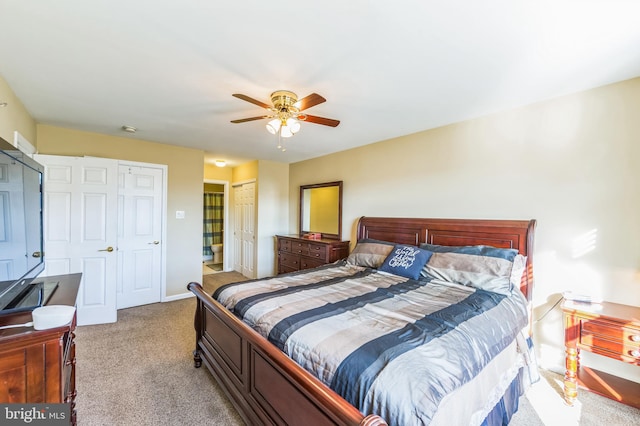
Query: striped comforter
[{"left": 213, "top": 262, "right": 533, "bottom": 425}]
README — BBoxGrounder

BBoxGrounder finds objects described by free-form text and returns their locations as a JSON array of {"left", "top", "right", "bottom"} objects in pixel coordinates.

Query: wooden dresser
[
  {"left": 562, "top": 299, "right": 640, "bottom": 409},
  {"left": 276, "top": 235, "right": 350, "bottom": 274},
  {"left": 0, "top": 273, "right": 81, "bottom": 425}
]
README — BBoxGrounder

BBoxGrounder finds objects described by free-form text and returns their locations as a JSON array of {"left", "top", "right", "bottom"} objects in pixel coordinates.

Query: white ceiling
[{"left": 1, "top": 1, "right": 639, "bottom": 167}]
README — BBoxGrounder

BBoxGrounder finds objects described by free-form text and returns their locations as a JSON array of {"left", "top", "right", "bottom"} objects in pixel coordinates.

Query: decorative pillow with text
[{"left": 379, "top": 245, "right": 433, "bottom": 280}]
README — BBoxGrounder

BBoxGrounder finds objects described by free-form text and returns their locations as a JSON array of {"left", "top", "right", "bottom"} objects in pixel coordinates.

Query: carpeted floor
[
  {"left": 74, "top": 272, "right": 247, "bottom": 426},
  {"left": 74, "top": 272, "right": 640, "bottom": 425}
]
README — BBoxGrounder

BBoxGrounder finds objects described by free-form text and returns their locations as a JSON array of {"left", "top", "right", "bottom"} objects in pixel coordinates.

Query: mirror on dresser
[{"left": 299, "top": 181, "right": 343, "bottom": 240}]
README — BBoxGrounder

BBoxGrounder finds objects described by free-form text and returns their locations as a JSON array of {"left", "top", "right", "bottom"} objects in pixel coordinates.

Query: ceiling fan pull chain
[{"left": 276, "top": 131, "right": 286, "bottom": 152}]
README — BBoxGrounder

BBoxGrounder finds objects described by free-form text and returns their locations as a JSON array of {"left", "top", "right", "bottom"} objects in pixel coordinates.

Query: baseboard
[{"left": 162, "top": 292, "right": 195, "bottom": 302}]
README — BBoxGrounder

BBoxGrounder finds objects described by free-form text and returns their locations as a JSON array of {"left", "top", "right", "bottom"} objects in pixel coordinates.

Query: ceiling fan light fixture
[
  {"left": 266, "top": 118, "right": 281, "bottom": 134},
  {"left": 280, "top": 124, "right": 293, "bottom": 138},
  {"left": 287, "top": 118, "right": 300, "bottom": 134}
]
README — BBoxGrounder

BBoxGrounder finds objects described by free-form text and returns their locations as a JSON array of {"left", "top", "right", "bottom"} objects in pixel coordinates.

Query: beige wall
[
  {"left": 37, "top": 125, "right": 204, "bottom": 298},
  {"left": 256, "top": 160, "right": 289, "bottom": 277},
  {"left": 204, "top": 162, "right": 233, "bottom": 181},
  {"left": 290, "top": 77, "right": 640, "bottom": 381},
  {"left": 232, "top": 160, "right": 258, "bottom": 182},
  {"left": 0, "top": 75, "right": 37, "bottom": 146}
]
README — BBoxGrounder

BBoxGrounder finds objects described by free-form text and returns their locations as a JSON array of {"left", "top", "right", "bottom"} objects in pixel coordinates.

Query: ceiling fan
[{"left": 231, "top": 90, "right": 340, "bottom": 138}]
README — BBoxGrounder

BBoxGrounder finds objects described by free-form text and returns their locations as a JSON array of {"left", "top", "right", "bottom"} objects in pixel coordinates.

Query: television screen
[{"left": 0, "top": 137, "right": 46, "bottom": 314}]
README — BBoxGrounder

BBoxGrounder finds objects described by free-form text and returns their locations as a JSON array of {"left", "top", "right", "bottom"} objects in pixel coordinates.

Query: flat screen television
[{"left": 0, "top": 136, "right": 50, "bottom": 315}]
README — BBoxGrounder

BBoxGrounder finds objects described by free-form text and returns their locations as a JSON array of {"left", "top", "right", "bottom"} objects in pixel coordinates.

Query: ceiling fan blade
[
  {"left": 232, "top": 94, "right": 271, "bottom": 109},
  {"left": 297, "top": 93, "right": 326, "bottom": 111},
  {"left": 302, "top": 114, "right": 340, "bottom": 127},
  {"left": 231, "top": 115, "right": 269, "bottom": 123}
]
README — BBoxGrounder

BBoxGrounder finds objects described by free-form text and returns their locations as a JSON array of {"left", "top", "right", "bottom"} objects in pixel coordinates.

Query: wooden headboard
[{"left": 356, "top": 217, "right": 536, "bottom": 301}]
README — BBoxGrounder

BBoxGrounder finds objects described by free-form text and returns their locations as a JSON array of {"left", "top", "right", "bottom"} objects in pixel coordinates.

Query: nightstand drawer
[{"left": 580, "top": 319, "right": 640, "bottom": 359}]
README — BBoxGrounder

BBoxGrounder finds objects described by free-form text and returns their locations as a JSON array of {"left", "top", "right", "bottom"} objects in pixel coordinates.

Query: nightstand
[{"left": 562, "top": 299, "right": 640, "bottom": 409}]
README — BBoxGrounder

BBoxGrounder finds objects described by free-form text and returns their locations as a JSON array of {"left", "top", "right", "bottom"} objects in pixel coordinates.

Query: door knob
[
  {"left": 148, "top": 241, "right": 160, "bottom": 245},
  {"left": 32, "top": 251, "right": 42, "bottom": 258},
  {"left": 98, "top": 246, "right": 114, "bottom": 252}
]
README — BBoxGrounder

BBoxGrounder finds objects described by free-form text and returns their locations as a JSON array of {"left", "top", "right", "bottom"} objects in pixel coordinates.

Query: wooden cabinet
[
  {"left": 276, "top": 236, "right": 349, "bottom": 274},
  {"left": 562, "top": 300, "right": 640, "bottom": 409},
  {"left": 0, "top": 273, "right": 81, "bottom": 425}
]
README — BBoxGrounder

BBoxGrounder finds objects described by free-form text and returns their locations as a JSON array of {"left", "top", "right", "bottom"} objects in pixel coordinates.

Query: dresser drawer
[
  {"left": 290, "top": 241, "right": 310, "bottom": 256},
  {"left": 307, "top": 243, "right": 328, "bottom": 260},
  {"left": 279, "top": 252, "right": 300, "bottom": 270},
  {"left": 300, "top": 257, "right": 325, "bottom": 270},
  {"left": 279, "top": 239, "right": 292, "bottom": 253}
]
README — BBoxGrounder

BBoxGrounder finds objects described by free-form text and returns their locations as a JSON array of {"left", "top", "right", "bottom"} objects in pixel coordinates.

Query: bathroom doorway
[{"left": 203, "top": 180, "right": 230, "bottom": 275}]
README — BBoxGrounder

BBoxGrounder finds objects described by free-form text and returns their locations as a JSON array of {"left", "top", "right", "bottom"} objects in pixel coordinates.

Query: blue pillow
[
  {"left": 420, "top": 243, "right": 518, "bottom": 261},
  {"left": 379, "top": 245, "right": 433, "bottom": 280}
]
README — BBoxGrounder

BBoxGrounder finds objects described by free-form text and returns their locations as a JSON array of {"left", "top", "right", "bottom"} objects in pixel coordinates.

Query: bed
[{"left": 188, "top": 216, "right": 537, "bottom": 425}]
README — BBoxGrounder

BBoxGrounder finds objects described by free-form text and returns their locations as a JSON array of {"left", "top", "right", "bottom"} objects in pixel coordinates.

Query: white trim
[
  {"left": 204, "top": 178, "right": 231, "bottom": 272},
  {"left": 13, "top": 131, "right": 37, "bottom": 156},
  {"left": 232, "top": 178, "right": 256, "bottom": 187},
  {"left": 163, "top": 291, "right": 195, "bottom": 302}
]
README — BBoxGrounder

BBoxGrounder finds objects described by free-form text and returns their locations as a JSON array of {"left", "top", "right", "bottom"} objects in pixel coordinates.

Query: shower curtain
[{"left": 203, "top": 192, "right": 224, "bottom": 256}]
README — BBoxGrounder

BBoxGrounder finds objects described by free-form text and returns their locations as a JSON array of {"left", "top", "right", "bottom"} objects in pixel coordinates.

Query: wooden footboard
[{"left": 188, "top": 282, "right": 387, "bottom": 426}]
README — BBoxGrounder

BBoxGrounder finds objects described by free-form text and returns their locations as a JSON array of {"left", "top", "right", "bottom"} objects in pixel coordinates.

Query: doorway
[
  {"left": 232, "top": 181, "right": 256, "bottom": 278},
  {"left": 203, "top": 179, "right": 229, "bottom": 275}
]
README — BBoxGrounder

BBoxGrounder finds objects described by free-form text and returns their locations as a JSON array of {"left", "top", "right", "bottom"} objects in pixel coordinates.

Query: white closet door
[
  {"left": 233, "top": 185, "right": 243, "bottom": 274},
  {"left": 35, "top": 154, "right": 118, "bottom": 325},
  {"left": 241, "top": 182, "right": 255, "bottom": 278},
  {"left": 116, "top": 164, "right": 163, "bottom": 309},
  {"left": 233, "top": 182, "right": 256, "bottom": 278}
]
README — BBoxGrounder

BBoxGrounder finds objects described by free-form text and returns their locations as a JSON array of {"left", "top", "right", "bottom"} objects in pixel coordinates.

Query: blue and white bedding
[{"left": 213, "top": 262, "right": 537, "bottom": 426}]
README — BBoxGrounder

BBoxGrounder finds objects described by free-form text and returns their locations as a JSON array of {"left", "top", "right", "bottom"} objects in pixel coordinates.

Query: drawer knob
[
  {"left": 631, "top": 335, "right": 640, "bottom": 342},
  {"left": 631, "top": 349, "right": 640, "bottom": 358}
]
